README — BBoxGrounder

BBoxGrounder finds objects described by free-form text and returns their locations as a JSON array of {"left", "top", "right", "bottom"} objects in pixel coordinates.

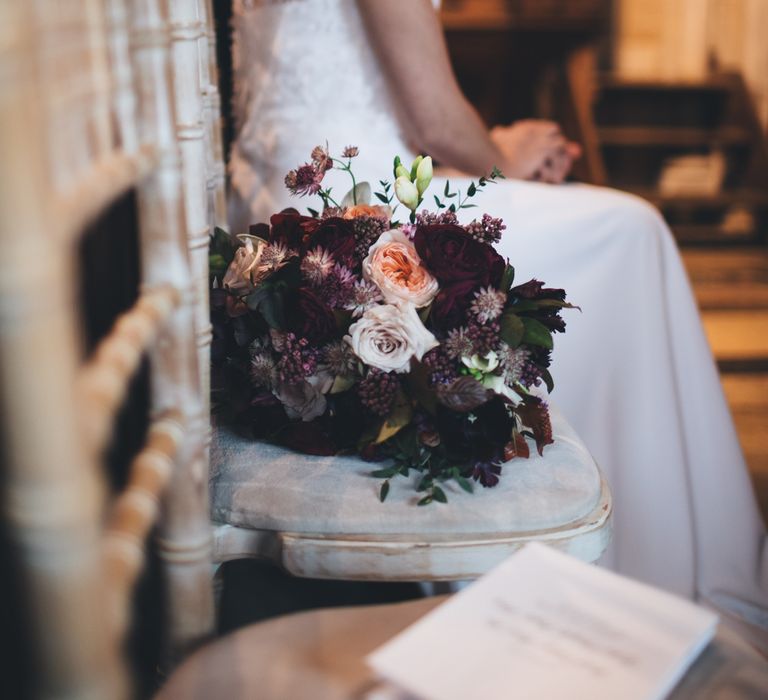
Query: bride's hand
[{"left": 490, "top": 120, "right": 581, "bottom": 184}]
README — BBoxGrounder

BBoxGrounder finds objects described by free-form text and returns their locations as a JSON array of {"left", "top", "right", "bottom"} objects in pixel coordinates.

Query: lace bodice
[{"left": 229, "top": 0, "right": 422, "bottom": 228}]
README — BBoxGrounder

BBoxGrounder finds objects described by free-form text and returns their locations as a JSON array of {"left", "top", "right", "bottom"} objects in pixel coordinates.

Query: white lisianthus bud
[
  {"left": 409, "top": 155, "right": 423, "bottom": 179},
  {"left": 481, "top": 374, "right": 522, "bottom": 405},
  {"left": 461, "top": 351, "right": 500, "bottom": 374},
  {"left": 394, "top": 176, "right": 420, "bottom": 211},
  {"left": 395, "top": 164, "right": 411, "bottom": 180},
  {"left": 415, "top": 156, "right": 433, "bottom": 196}
]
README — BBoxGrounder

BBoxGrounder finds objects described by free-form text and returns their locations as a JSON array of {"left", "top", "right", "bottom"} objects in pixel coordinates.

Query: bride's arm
[{"left": 358, "top": 0, "right": 576, "bottom": 180}]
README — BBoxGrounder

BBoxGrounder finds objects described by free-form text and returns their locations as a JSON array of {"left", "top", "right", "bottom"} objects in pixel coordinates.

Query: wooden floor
[{"left": 683, "top": 247, "right": 768, "bottom": 521}]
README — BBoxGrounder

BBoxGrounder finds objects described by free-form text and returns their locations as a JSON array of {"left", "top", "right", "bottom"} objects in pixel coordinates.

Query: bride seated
[{"left": 225, "top": 0, "right": 767, "bottom": 642}]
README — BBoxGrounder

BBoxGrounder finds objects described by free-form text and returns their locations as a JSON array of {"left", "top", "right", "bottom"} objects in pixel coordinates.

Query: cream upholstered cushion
[{"left": 210, "top": 405, "right": 602, "bottom": 535}]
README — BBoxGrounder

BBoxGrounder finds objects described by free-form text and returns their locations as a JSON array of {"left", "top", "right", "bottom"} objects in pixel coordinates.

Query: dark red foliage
[
  {"left": 284, "top": 287, "right": 337, "bottom": 343},
  {"left": 302, "top": 216, "right": 357, "bottom": 265}
]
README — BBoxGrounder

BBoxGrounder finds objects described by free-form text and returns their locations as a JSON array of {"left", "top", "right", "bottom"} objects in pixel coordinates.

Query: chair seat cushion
[{"left": 211, "top": 405, "right": 602, "bottom": 536}]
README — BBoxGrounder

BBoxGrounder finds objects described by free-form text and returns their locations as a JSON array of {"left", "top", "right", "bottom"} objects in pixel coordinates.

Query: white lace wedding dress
[{"left": 227, "top": 0, "right": 768, "bottom": 635}]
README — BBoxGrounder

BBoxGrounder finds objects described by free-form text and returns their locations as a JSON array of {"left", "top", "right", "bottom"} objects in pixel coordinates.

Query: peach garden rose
[{"left": 362, "top": 229, "right": 439, "bottom": 308}]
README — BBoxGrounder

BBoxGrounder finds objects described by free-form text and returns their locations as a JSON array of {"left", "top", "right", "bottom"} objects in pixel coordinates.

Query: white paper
[{"left": 367, "top": 544, "right": 717, "bottom": 700}]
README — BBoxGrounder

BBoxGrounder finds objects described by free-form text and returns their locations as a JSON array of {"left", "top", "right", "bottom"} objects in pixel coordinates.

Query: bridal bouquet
[{"left": 211, "top": 145, "right": 574, "bottom": 504}]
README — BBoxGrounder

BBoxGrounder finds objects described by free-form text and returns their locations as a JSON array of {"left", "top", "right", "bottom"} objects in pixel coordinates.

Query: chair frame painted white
[{"left": 0, "top": 0, "right": 218, "bottom": 695}]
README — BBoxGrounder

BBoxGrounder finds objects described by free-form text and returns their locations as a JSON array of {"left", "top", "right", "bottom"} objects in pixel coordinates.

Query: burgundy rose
[
  {"left": 413, "top": 224, "right": 505, "bottom": 287},
  {"left": 302, "top": 217, "right": 357, "bottom": 264},
  {"left": 430, "top": 279, "right": 478, "bottom": 330},
  {"left": 285, "top": 287, "right": 337, "bottom": 343},
  {"left": 270, "top": 209, "right": 315, "bottom": 248}
]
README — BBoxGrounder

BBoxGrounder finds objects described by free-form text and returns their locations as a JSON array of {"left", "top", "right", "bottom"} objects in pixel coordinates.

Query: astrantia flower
[
  {"left": 323, "top": 340, "right": 358, "bottom": 376},
  {"left": 344, "top": 279, "right": 383, "bottom": 317},
  {"left": 250, "top": 352, "right": 277, "bottom": 389},
  {"left": 301, "top": 246, "right": 335, "bottom": 285},
  {"left": 311, "top": 144, "right": 333, "bottom": 172},
  {"left": 345, "top": 303, "right": 438, "bottom": 374},
  {"left": 469, "top": 286, "right": 506, "bottom": 323},
  {"left": 285, "top": 163, "right": 324, "bottom": 196},
  {"left": 342, "top": 145, "right": 359, "bottom": 158},
  {"left": 444, "top": 326, "right": 474, "bottom": 360},
  {"left": 261, "top": 241, "right": 295, "bottom": 272},
  {"left": 499, "top": 343, "right": 529, "bottom": 384},
  {"left": 320, "top": 264, "right": 356, "bottom": 307}
]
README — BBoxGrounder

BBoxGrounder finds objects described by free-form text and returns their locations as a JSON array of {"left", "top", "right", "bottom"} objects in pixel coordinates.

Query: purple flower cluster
[
  {"left": 358, "top": 370, "right": 400, "bottom": 416},
  {"left": 465, "top": 213, "right": 506, "bottom": 245}
]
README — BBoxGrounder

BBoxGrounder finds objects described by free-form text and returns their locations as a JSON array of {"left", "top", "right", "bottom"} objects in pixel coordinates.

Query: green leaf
[
  {"left": 500, "top": 312, "right": 525, "bottom": 348},
  {"left": 499, "top": 264, "right": 515, "bottom": 292},
  {"left": 444, "top": 180, "right": 450, "bottom": 196},
  {"left": 258, "top": 292, "right": 286, "bottom": 329},
  {"left": 372, "top": 467, "right": 397, "bottom": 478},
  {"left": 375, "top": 192, "right": 390, "bottom": 204},
  {"left": 209, "top": 253, "right": 228, "bottom": 278},
  {"left": 432, "top": 486, "right": 448, "bottom": 503},
  {"left": 330, "top": 374, "right": 355, "bottom": 394},
  {"left": 379, "top": 481, "right": 390, "bottom": 502},
  {"left": 449, "top": 203, "right": 456, "bottom": 213},
  {"left": 467, "top": 182, "right": 477, "bottom": 196},
  {"left": 460, "top": 203, "right": 477, "bottom": 209},
  {"left": 307, "top": 207, "right": 319, "bottom": 218},
  {"left": 456, "top": 475, "right": 474, "bottom": 494},
  {"left": 434, "top": 195, "right": 444, "bottom": 209},
  {"left": 416, "top": 475, "right": 432, "bottom": 492},
  {"left": 521, "top": 317, "right": 553, "bottom": 349},
  {"left": 417, "top": 495, "right": 433, "bottom": 506}
]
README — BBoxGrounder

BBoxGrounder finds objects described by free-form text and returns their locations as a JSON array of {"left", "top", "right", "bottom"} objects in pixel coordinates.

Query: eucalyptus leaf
[
  {"left": 379, "top": 481, "right": 390, "bottom": 502},
  {"left": 432, "top": 486, "right": 448, "bottom": 504},
  {"left": 456, "top": 475, "right": 474, "bottom": 494}
]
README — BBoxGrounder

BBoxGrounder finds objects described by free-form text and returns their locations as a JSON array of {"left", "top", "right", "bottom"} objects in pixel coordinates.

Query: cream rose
[
  {"left": 345, "top": 303, "right": 439, "bottom": 374},
  {"left": 362, "top": 230, "right": 438, "bottom": 308}
]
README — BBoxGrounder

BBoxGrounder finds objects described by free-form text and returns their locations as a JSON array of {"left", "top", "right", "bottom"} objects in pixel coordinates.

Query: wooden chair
[{"left": 206, "top": 1, "right": 612, "bottom": 586}]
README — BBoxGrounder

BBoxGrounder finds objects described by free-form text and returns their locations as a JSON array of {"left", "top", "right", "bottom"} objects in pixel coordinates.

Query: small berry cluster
[
  {"left": 276, "top": 333, "right": 318, "bottom": 385},
  {"left": 352, "top": 216, "right": 388, "bottom": 259},
  {"left": 465, "top": 213, "right": 506, "bottom": 245},
  {"left": 358, "top": 369, "right": 400, "bottom": 416},
  {"left": 422, "top": 347, "right": 459, "bottom": 386}
]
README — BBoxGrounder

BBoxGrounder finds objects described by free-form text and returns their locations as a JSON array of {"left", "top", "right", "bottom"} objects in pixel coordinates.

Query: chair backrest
[{"left": 0, "top": 0, "right": 225, "bottom": 697}]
